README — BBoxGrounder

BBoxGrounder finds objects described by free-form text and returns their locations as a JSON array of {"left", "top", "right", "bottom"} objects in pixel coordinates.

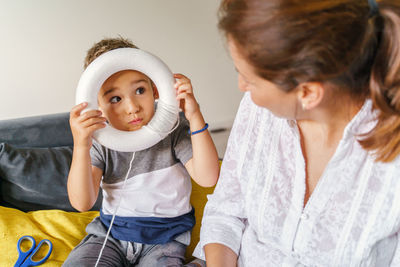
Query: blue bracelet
[{"left": 188, "top": 123, "right": 209, "bottom": 135}]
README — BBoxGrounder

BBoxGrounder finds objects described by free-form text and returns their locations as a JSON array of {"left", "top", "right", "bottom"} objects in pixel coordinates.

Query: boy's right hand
[{"left": 69, "top": 102, "right": 107, "bottom": 148}]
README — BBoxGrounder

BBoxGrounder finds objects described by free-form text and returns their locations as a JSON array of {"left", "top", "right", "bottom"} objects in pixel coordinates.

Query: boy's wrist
[
  {"left": 187, "top": 108, "right": 202, "bottom": 123},
  {"left": 188, "top": 111, "right": 207, "bottom": 134},
  {"left": 188, "top": 123, "right": 209, "bottom": 135},
  {"left": 73, "top": 142, "right": 92, "bottom": 152}
]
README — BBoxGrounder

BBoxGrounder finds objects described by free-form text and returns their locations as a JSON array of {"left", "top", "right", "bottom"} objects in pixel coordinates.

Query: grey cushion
[
  {"left": 0, "top": 143, "right": 102, "bottom": 212},
  {"left": 0, "top": 112, "right": 73, "bottom": 148}
]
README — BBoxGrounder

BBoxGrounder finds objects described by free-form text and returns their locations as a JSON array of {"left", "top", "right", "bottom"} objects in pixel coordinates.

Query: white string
[
  {"left": 94, "top": 152, "right": 136, "bottom": 267},
  {"left": 94, "top": 100, "right": 179, "bottom": 266}
]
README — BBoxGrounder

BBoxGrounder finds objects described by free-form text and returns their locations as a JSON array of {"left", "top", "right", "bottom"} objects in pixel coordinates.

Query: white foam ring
[{"left": 75, "top": 48, "right": 179, "bottom": 152}]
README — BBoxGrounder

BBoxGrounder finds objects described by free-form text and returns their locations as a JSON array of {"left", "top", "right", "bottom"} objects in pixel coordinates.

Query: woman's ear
[
  {"left": 296, "top": 82, "right": 324, "bottom": 110},
  {"left": 152, "top": 83, "right": 159, "bottom": 99}
]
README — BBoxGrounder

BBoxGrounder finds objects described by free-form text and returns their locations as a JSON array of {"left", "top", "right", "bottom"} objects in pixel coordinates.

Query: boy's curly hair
[{"left": 84, "top": 36, "right": 138, "bottom": 69}]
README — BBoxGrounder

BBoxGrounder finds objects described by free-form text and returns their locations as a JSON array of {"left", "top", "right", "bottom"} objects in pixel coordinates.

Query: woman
[{"left": 193, "top": 0, "right": 400, "bottom": 266}]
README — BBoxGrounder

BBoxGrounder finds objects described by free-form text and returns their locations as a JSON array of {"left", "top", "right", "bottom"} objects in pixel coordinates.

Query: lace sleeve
[
  {"left": 193, "top": 93, "right": 255, "bottom": 259},
  {"left": 390, "top": 231, "right": 400, "bottom": 266}
]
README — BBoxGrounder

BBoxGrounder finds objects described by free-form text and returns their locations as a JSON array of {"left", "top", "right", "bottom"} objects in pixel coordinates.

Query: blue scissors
[{"left": 14, "top": 235, "right": 53, "bottom": 267}]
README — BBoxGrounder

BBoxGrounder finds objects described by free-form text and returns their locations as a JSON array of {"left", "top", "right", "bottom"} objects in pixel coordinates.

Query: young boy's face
[{"left": 98, "top": 70, "right": 158, "bottom": 131}]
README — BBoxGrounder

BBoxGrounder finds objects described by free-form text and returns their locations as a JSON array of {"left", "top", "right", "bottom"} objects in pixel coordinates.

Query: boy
[{"left": 63, "top": 37, "right": 218, "bottom": 266}]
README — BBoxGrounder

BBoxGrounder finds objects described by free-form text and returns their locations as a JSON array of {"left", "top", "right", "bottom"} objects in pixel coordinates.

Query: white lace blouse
[{"left": 193, "top": 92, "right": 400, "bottom": 266}]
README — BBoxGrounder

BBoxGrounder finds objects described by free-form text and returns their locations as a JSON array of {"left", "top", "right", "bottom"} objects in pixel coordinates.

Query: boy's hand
[
  {"left": 174, "top": 73, "right": 200, "bottom": 121},
  {"left": 69, "top": 102, "right": 106, "bottom": 148}
]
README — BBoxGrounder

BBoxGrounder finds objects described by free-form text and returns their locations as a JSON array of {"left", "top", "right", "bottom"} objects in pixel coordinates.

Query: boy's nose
[{"left": 126, "top": 99, "right": 140, "bottom": 114}]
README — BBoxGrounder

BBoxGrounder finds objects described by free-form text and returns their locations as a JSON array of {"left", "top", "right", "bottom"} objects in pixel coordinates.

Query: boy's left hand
[{"left": 174, "top": 73, "right": 200, "bottom": 121}]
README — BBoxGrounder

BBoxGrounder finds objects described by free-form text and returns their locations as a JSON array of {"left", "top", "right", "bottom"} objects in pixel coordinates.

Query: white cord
[
  {"left": 94, "top": 152, "right": 136, "bottom": 267},
  {"left": 94, "top": 102, "right": 178, "bottom": 266}
]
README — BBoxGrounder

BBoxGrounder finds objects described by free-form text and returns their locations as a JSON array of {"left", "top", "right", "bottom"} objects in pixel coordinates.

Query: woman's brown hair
[{"left": 219, "top": 0, "right": 400, "bottom": 162}]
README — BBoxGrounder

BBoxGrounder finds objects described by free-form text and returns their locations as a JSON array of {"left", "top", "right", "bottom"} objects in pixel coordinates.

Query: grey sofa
[
  {"left": 0, "top": 112, "right": 102, "bottom": 212},
  {"left": 0, "top": 112, "right": 216, "bottom": 264}
]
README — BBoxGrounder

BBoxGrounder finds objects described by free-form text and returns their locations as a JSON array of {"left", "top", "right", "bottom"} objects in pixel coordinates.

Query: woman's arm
[
  {"left": 204, "top": 243, "right": 238, "bottom": 267},
  {"left": 390, "top": 230, "right": 400, "bottom": 266}
]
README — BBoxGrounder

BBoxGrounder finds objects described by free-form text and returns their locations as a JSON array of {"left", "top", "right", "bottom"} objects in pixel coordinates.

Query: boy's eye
[
  {"left": 136, "top": 87, "right": 145, "bottom": 95},
  {"left": 110, "top": 96, "right": 121, "bottom": 103}
]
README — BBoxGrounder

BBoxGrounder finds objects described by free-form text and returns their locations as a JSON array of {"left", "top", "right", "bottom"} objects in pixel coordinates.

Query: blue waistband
[{"left": 100, "top": 209, "right": 195, "bottom": 244}]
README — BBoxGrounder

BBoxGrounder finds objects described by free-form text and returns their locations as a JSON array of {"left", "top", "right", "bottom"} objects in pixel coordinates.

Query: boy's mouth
[{"left": 129, "top": 118, "right": 143, "bottom": 125}]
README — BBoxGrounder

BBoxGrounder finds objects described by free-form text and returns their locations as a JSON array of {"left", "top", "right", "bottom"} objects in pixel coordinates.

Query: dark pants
[{"left": 62, "top": 217, "right": 196, "bottom": 267}]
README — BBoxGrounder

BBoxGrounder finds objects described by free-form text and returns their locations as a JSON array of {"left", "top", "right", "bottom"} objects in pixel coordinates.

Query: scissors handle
[
  {"left": 15, "top": 236, "right": 36, "bottom": 267},
  {"left": 15, "top": 236, "right": 53, "bottom": 267}
]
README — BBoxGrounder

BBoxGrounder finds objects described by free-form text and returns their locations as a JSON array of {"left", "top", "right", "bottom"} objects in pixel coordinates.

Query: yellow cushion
[
  {"left": 0, "top": 181, "right": 215, "bottom": 266},
  {"left": 0, "top": 206, "right": 98, "bottom": 266},
  {"left": 187, "top": 180, "right": 215, "bottom": 259}
]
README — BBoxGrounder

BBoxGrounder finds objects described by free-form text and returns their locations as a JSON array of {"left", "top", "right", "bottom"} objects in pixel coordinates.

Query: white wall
[{"left": 0, "top": 0, "right": 242, "bottom": 129}]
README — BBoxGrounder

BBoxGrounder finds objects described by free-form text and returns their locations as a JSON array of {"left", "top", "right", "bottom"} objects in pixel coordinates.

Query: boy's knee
[
  {"left": 63, "top": 235, "right": 127, "bottom": 267},
  {"left": 136, "top": 241, "right": 187, "bottom": 267}
]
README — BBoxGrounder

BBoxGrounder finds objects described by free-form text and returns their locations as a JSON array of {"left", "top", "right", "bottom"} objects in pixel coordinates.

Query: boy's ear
[
  {"left": 296, "top": 82, "right": 324, "bottom": 110},
  {"left": 152, "top": 83, "right": 159, "bottom": 99}
]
